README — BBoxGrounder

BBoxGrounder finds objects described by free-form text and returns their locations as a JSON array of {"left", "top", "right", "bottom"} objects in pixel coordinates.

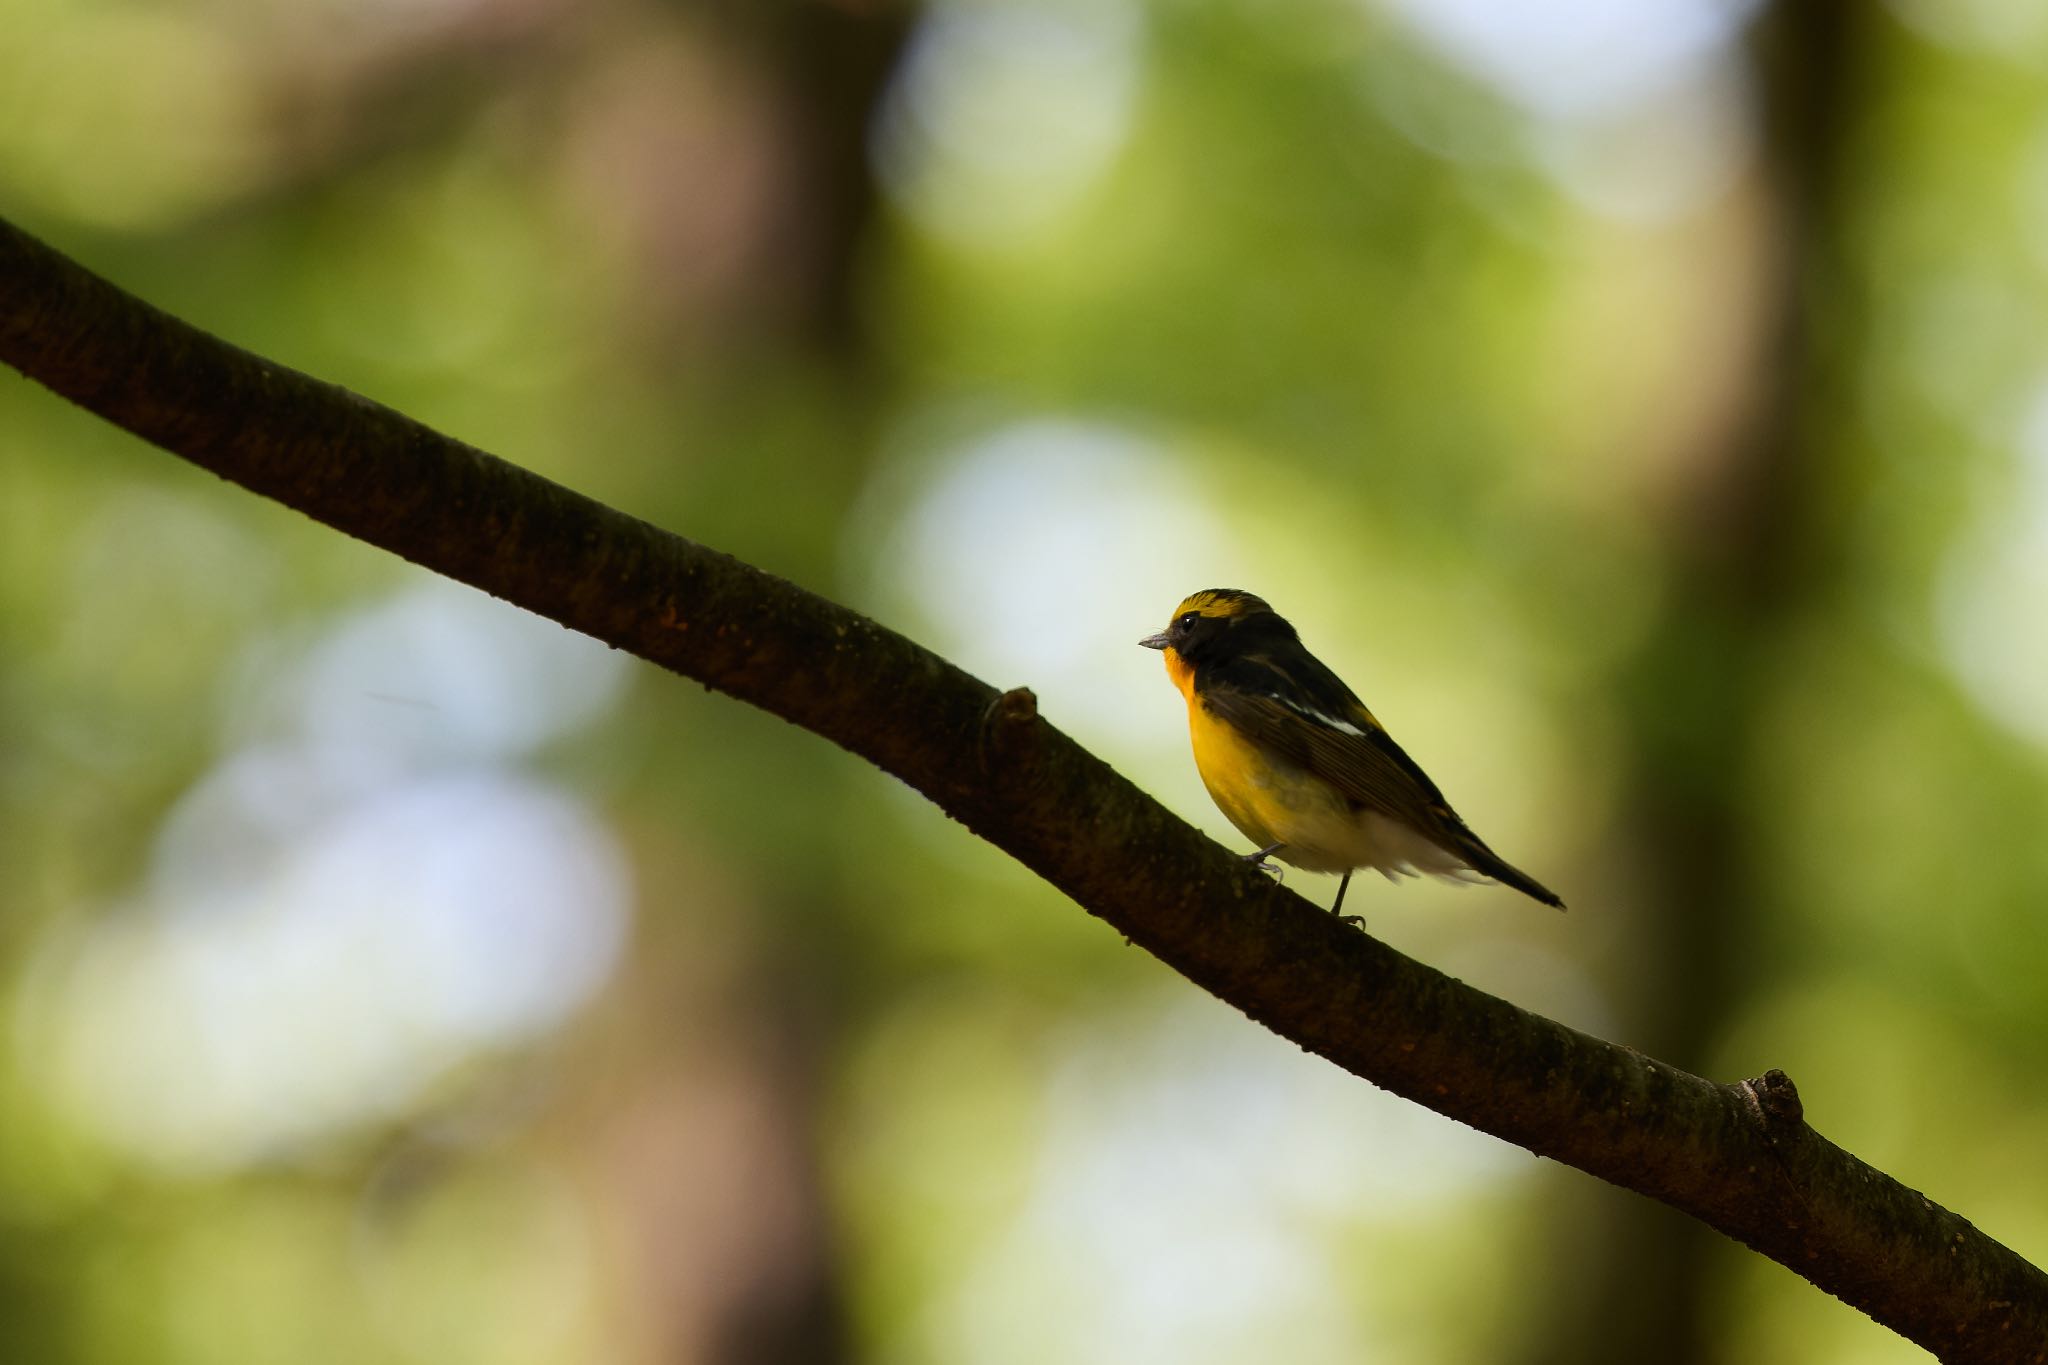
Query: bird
[{"left": 1141, "top": 588, "right": 1562, "bottom": 917}]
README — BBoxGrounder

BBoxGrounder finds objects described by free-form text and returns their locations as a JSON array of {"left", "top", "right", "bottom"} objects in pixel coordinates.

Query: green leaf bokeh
[{"left": 4, "top": 3, "right": 2046, "bottom": 1362}]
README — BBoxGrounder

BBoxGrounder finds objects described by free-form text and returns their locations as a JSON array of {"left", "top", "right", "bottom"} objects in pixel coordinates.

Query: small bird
[{"left": 1141, "top": 589, "right": 1562, "bottom": 916}]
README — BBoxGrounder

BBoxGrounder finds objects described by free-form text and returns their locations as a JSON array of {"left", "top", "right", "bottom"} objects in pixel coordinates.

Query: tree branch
[{"left": 3, "top": 217, "right": 2042, "bottom": 1363}]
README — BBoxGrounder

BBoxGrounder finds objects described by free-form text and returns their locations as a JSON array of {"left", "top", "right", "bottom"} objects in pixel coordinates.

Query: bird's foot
[
  {"left": 1241, "top": 844, "right": 1285, "bottom": 880},
  {"left": 1330, "top": 872, "right": 1358, "bottom": 925}
]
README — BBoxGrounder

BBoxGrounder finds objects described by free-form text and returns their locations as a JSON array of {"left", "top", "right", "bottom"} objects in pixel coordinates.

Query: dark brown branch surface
[{"left": 3, "top": 218, "right": 2043, "bottom": 1363}]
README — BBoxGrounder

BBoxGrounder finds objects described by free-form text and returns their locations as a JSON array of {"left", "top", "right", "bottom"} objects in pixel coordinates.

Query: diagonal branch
[{"left": 3, "top": 217, "right": 2042, "bottom": 1363}]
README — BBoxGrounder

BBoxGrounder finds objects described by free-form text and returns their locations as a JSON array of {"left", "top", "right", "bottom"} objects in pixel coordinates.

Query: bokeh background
[{"left": 5, "top": 0, "right": 2048, "bottom": 1360}]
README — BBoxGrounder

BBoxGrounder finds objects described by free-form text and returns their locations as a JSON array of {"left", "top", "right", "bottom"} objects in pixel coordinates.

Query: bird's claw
[
  {"left": 1240, "top": 843, "right": 1285, "bottom": 881},
  {"left": 1239, "top": 846, "right": 1284, "bottom": 881}
]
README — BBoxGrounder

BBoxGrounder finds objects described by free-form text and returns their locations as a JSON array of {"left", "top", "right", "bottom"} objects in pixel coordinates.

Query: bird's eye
[{"left": 1176, "top": 612, "right": 1201, "bottom": 632}]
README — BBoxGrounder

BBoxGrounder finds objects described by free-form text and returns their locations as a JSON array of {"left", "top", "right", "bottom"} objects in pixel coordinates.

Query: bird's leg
[
  {"left": 1241, "top": 843, "right": 1285, "bottom": 880},
  {"left": 1331, "top": 872, "right": 1365, "bottom": 928}
]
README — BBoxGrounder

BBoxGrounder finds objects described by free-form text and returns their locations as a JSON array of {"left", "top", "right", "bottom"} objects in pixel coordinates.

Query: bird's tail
[{"left": 1461, "top": 838, "right": 1565, "bottom": 910}]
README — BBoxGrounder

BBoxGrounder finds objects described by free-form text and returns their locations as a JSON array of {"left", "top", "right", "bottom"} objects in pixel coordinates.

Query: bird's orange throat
[{"left": 1162, "top": 646, "right": 1197, "bottom": 703}]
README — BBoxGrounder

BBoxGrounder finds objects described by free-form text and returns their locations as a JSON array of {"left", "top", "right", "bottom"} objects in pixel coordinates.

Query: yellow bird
[{"left": 1142, "top": 588, "right": 1562, "bottom": 916}]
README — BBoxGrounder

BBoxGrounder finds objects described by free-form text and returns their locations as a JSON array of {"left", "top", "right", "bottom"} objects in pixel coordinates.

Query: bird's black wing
[
  {"left": 1200, "top": 651, "right": 1453, "bottom": 829},
  {"left": 1201, "top": 648, "right": 1564, "bottom": 908}
]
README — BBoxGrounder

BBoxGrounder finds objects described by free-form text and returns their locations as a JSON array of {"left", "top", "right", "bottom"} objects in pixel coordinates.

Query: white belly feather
[{"left": 1269, "top": 802, "right": 1477, "bottom": 884}]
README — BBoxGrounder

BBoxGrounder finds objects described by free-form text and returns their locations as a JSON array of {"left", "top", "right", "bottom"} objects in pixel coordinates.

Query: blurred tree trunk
[
  {"left": 617, "top": 5, "right": 914, "bottom": 1365},
  {"left": 1519, "top": 4, "right": 1864, "bottom": 1362}
]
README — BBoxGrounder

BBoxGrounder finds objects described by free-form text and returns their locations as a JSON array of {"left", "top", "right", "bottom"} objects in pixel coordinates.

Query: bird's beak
[{"left": 1138, "top": 632, "right": 1172, "bottom": 650}]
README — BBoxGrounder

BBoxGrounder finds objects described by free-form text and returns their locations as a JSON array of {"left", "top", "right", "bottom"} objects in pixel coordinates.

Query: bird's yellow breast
[{"left": 1165, "top": 647, "right": 1352, "bottom": 863}]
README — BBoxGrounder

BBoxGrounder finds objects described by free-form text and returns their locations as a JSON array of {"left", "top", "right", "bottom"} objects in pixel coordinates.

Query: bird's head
[{"left": 1139, "top": 588, "right": 1293, "bottom": 667}]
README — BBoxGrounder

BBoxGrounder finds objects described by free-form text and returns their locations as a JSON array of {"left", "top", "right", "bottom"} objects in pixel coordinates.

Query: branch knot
[
  {"left": 978, "top": 686, "right": 1040, "bottom": 772},
  {"left": 1741, "top": 1068, "right": 1805, "bottom": 1130}
]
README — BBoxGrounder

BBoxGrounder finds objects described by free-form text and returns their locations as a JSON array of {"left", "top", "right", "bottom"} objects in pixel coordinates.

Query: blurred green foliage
[{"left": 5, "top": 1, "right": 2048, "bottom": 1362}]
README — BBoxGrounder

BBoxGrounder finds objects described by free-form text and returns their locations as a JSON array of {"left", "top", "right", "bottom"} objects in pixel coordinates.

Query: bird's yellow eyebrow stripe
[{"left": 1169, "top": 588, "right": 1269, "bottom": 621}]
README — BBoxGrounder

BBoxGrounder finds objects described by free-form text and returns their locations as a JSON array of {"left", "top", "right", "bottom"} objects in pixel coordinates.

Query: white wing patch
[{"left": 1275, "top": 694, "right": 1365, "bottom": 736}]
